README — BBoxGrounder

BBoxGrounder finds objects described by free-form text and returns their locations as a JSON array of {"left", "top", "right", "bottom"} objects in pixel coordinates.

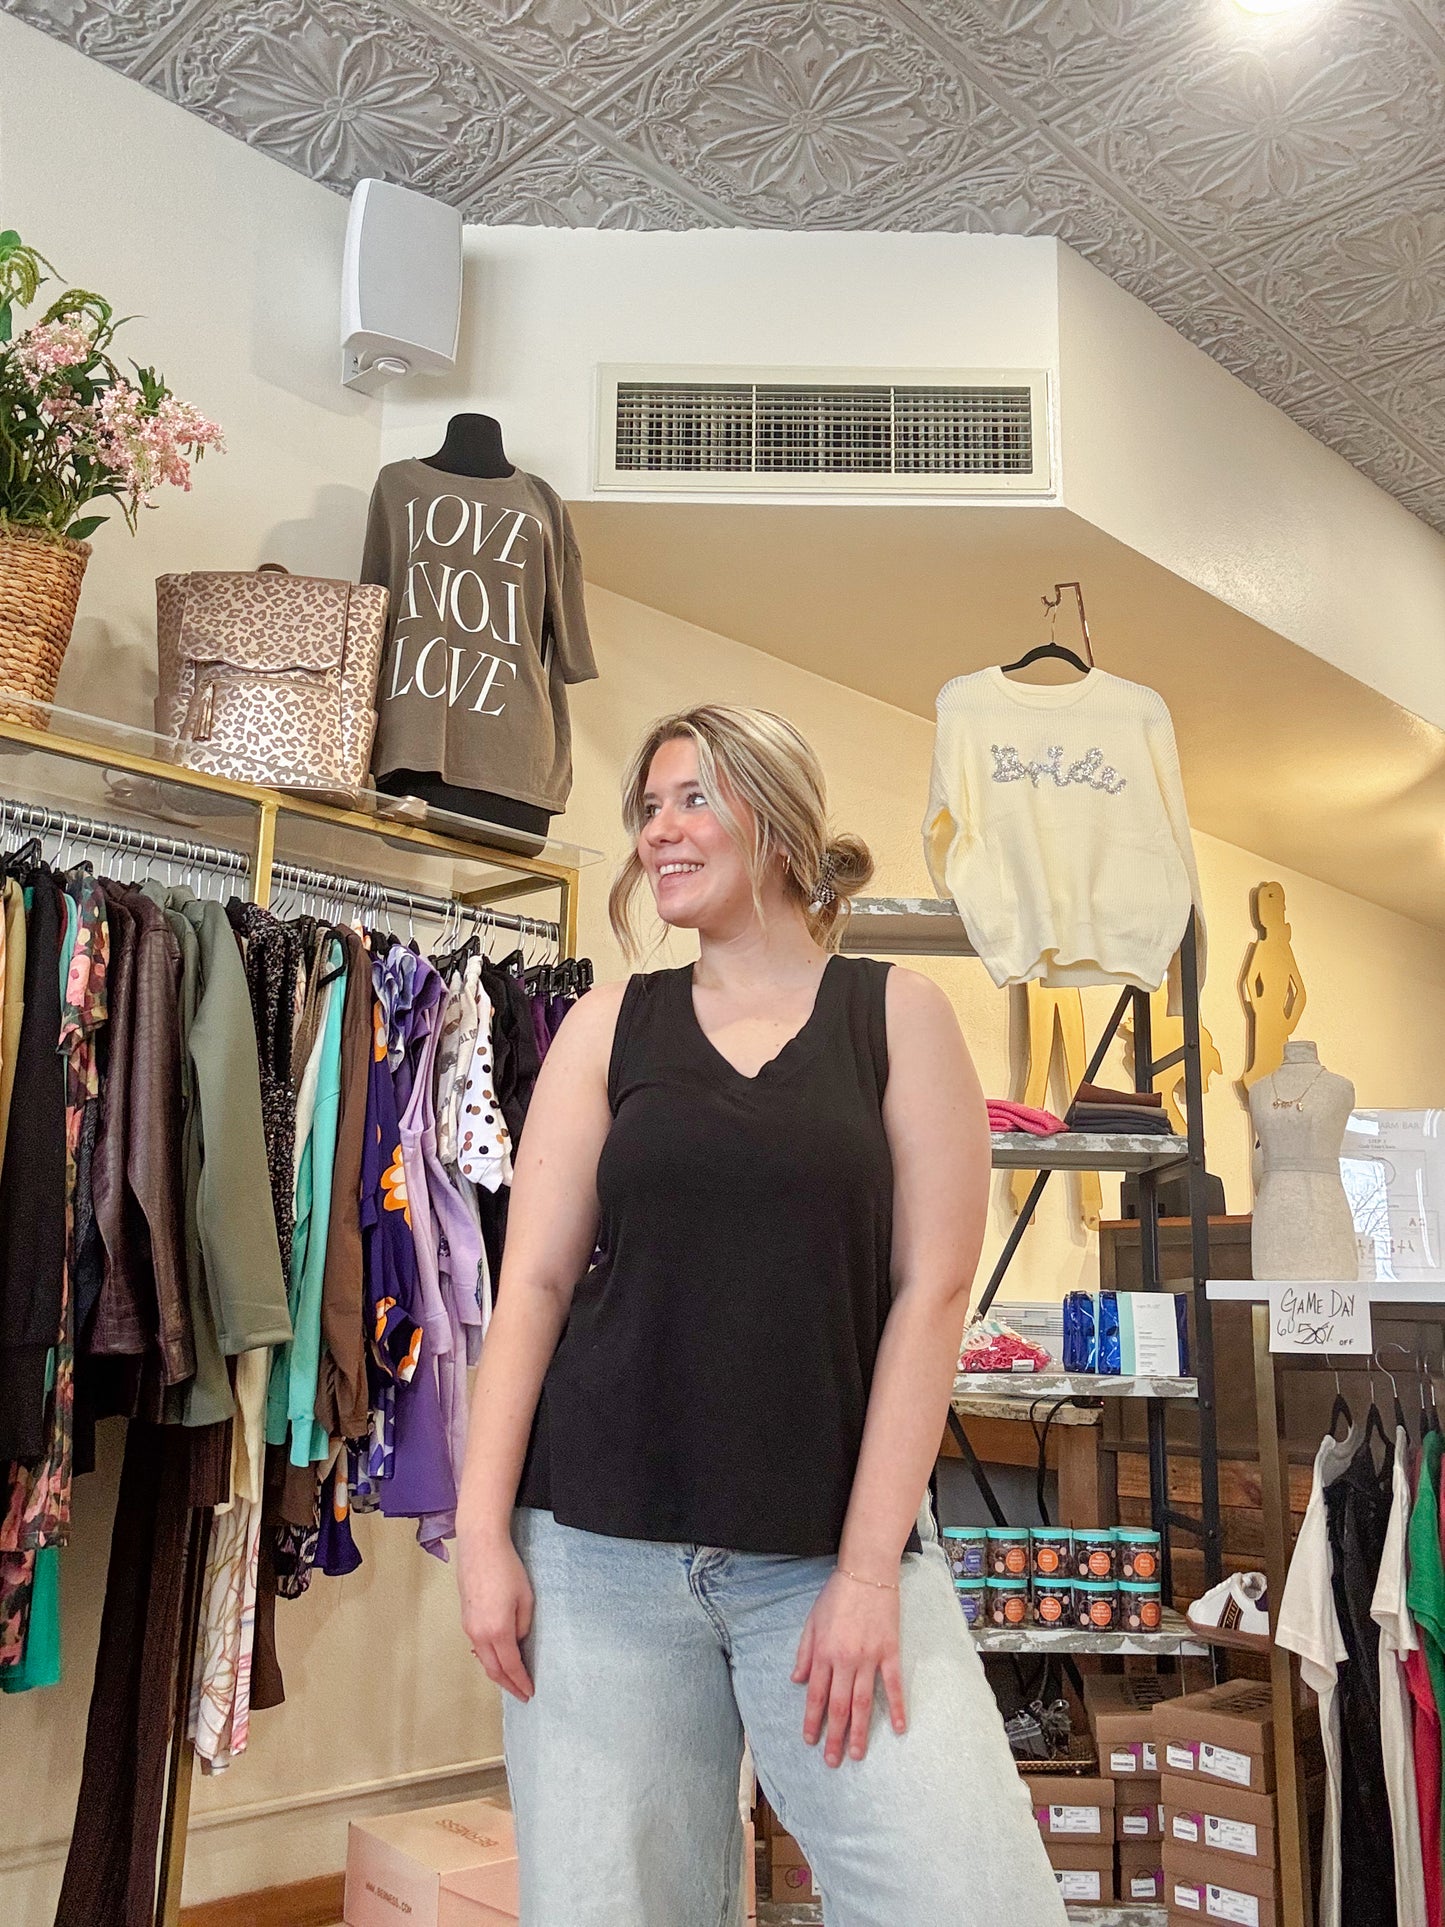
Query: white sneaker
[{"left": 1187, "top": 1572, "right": 1271, "bottom": 1651}]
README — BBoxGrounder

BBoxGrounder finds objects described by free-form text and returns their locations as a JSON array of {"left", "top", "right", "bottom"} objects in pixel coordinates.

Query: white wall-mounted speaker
[{"left": 341, "top": 179, "right": 462, "bottom": 395}]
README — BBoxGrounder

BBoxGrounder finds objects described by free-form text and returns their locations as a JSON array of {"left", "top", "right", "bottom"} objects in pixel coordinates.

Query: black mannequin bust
[
  {"left": 378, "top": 412, "right": 551, "bottom": 842},
  {"left": 423, "top": 412, "right": 515, "bottom": 481}
]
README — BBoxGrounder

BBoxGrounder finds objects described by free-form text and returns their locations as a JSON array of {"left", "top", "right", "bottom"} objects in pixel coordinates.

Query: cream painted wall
[{"left": 0, "top": 14, "right": 383, "bottom": 729}]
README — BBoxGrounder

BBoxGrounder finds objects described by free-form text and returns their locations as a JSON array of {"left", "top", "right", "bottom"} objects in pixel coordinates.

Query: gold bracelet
[{"left": 837, "top": 1564, "right": 900, "bottom": 1592}]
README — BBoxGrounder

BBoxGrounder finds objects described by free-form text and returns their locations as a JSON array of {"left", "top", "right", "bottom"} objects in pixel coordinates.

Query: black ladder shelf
[{"left": 841, "top": 902, "right": 1223, "bottom": 1632}]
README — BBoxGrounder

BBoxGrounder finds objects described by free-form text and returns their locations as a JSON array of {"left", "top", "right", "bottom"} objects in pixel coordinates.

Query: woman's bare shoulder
[
  {"left": 548, "top": 978, "right": 630, "bottom": 1068},
  {"left": 882, "top": 964, "right": 962, "bottom": 1036}
]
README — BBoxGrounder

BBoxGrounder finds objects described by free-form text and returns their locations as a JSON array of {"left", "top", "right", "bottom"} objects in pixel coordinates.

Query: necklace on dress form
[{"left": 1270, "top": 1061, "right": 1327, "bottom": 1111}]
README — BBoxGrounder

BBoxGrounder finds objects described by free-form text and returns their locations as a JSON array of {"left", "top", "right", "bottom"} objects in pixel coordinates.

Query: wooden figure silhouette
[
  {"left": 1123, "top": 988, "right": 1222, "bottom": 1133},
  {"left": 1010, "top": 982, "right": 1102, "bottom": 1231},
  {"left": 1240, "top": 880, "right": 1307, "bottom": 1091}
]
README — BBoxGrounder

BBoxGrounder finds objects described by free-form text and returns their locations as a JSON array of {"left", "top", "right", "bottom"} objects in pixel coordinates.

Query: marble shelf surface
[
  {"left": 757, "top": 1907, "right": 1164, "bottom": 1926},
  {"left": 970, "top": 1606, "right": 1206, "bottom": 1657},
  {"left": 990, "top": 1131, "right": 1190, "bottom": 1172},
  {"left": 953, "top": 1371, "right": 1197, "bottom": 1402}
]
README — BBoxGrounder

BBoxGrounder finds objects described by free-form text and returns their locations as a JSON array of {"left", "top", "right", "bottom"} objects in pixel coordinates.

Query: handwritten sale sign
[{"left": 1267, "top": 1282, "right": 1372, "bottom": 1356}]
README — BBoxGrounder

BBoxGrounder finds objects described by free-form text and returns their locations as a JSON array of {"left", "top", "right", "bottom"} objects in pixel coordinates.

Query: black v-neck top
[{"left": 518, "top": 954, "right": 900, "bottom": 1556}]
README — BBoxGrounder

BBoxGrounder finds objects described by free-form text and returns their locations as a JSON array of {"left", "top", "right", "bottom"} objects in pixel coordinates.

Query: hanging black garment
[
  {"left": 0, "top": 874, "right": 67, "bottom": 1459},
  {"left": 478, "top": 958, "right": 529, "bottom": 1147},
  {"left": 55, "top": 1417, "right": 229, "bottom": 1927},
  {"left": 76, "top": 886, "right": 146, "bottom": 1427},
  {"left": 1325, "top": 1410, "right": 1398, "bottom": 1927},
  {"left": 519, "top": 956, "right": 902, "bottom": 1556},
  {"left": 226, "top": 901, "right": 301, "bottom": 1266}
]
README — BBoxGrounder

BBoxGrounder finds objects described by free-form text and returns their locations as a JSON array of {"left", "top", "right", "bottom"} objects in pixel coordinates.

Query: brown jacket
[{"left": 91, "top": 884, "right": 194, "bottom": 1386}]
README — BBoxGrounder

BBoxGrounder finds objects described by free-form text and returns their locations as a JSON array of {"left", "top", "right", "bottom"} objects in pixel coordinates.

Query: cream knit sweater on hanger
[{"left": 923, "top": 667, "right": 1207, "bottom": 997}]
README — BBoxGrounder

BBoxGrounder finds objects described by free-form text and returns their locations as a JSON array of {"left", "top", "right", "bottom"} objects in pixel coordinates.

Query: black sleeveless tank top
[{"left": 518, "top": 953, "right": 899, "bottom": 1556}]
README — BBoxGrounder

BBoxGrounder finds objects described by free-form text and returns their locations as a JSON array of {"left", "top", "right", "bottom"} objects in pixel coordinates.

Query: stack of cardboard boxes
[
  {"left": 1082, "top": 1672, "right": 1178, "bottom": 1905},
  {"left": 1156, "top": 1681, "right": 1280, "bottom": 1927},
  {"left": 1021, "top": 1772, "right": 1117, "bottom": 1903}
]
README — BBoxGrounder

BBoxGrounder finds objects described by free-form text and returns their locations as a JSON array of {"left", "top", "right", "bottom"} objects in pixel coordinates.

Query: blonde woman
[{"left": 454, "top": 705, "right": 1064, "bottom": 1927}]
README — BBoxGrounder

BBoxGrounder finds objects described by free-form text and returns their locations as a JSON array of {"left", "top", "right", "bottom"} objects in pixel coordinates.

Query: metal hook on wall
[{"left": 1040, "top": 581, "right": 1095, "bottom": 667}]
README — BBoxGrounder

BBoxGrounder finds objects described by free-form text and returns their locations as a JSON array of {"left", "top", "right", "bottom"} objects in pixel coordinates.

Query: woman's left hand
[{"left": 792, "top": 1569, "right": 907, "bottom": 1767}]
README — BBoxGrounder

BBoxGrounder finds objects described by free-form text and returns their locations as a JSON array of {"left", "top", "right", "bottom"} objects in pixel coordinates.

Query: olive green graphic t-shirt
[{"left": 360, "top": 461, "right": 596, "bottom": 813}]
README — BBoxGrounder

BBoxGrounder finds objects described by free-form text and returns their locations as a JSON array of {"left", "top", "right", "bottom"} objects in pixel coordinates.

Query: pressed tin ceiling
[{"left": 6, "top": 0, "right": 1445, "bottom": 532}]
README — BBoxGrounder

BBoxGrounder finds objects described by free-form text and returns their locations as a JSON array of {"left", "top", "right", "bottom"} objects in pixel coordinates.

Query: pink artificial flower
[
  {"left": 9, "top": 320, "right": 94, "bottom": 381},
  {"left": 87, "top": 383, "right": 224, "bottom": 508}
]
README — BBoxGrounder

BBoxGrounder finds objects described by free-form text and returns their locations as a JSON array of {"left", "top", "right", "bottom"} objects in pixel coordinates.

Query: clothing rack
[
  {"left": 268, "top": 858, "right": 561, "bottom": 951},
  {"left": 0, "top": 712, "right": 586, "bottom": 1927},
  {"left": 1203, "top": 1283, "right": 1445, "bottom": 1927},
  {"left": 0, "top": 803, "right": 563, "bottom": 948},
  {"left": 0, "top": 797, "right": 251, "bottom": 885}
]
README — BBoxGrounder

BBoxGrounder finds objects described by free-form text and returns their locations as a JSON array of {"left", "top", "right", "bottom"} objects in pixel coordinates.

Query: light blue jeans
[{"left": 503, "top": 1505, "right": 1066, "bottom": 1927}]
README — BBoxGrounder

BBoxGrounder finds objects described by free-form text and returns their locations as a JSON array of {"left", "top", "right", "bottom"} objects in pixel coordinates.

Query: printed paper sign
[
  {"left": 1342, "top": 1109, "right": 1445, "bottom": 1281},
  {"left": 1268, "top": 1282, "right": 1371, "bottom": 1355}
]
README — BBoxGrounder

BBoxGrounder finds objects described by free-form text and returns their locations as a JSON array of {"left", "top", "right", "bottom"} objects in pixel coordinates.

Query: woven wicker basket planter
[{"left": 0, "top": 525, "right": 91, "bottom": 726}]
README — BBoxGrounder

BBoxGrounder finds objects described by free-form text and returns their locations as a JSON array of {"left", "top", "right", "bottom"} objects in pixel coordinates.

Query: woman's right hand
[{"left": 457, "top": 1526, "right": 536, "bottom": 1702}]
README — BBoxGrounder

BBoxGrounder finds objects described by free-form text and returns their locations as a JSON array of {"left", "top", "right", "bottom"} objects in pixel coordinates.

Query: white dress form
[{"left": 1249, "top": 1039, "right": 1357, "bottom": 1281}]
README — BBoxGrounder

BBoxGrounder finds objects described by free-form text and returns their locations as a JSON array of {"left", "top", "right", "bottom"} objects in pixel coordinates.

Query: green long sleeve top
[{"left": 268, "top": 938, "right": 345, "bottom": 1466}]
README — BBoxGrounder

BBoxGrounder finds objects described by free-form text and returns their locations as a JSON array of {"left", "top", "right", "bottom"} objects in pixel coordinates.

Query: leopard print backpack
[{"left": 155, "top": 563, "right": 388, "bottom": 805}]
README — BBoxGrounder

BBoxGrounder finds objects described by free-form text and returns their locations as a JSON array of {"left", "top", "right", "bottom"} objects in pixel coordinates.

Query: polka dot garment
[{"left": 456, "top": 981, "right": 513, "bottom": 1193}]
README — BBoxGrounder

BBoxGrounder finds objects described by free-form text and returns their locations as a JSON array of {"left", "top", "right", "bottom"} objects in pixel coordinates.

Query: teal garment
[
  {"left": 1, "top": 1546, "right": 60, "bottom": 1692},
  {"left": 267, "top": 941, "right": 345, "bottom": 1464},
  {"left": 59, "top": 889, "right": 77, "bottom": 997}
]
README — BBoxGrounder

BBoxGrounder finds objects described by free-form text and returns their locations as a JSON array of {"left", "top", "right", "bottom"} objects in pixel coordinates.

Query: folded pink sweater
[{"left": 987, "top": 1100, "right": 1068, "bottom": 1137}]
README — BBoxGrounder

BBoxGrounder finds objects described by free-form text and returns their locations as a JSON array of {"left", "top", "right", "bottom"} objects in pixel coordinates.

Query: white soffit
[{"left": 569, "top": 497, "right": 1445, "bottom": 935}]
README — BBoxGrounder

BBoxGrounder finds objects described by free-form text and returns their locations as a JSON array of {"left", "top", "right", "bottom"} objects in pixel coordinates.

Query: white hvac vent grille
[{"left": 598, "top": 366, "right": 1051, "bottom": 493}]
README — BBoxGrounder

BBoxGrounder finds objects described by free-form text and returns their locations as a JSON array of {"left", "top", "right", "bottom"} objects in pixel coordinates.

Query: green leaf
[
  {"left": 0, "top": 233, "right": 19, "bottom": 253},
  {"left": 0, "top": 308, "right": 10, "bottom": 344},
  {"left": 64, "top": 515, "right": 106, "bottom": 541}
]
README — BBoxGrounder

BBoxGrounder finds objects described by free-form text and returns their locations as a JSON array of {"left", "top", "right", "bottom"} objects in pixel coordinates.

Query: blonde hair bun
[{"left": 819, "top": 833, "right": 874, "bottom": 904}]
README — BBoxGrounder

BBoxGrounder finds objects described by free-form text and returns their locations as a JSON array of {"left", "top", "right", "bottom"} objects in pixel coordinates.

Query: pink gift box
[{"left": 345, "top": 1797, "right": 518, "bottom": 1927}]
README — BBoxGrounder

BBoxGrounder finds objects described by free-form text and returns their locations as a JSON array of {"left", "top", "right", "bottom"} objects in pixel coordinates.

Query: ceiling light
[{"left": 1233, "top": 0, "right": 1311, "bottom": 12}]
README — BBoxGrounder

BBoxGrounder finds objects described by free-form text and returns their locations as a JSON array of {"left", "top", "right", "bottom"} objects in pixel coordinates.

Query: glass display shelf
[
  {"left": 0, "top": 697, "right": 600, "bottom": 949},
  {"left": 953, "top": 1371, "right": 1198, "bottom": 1403},
  {"left": 991, "top": 1132, "right": 1189, "bottom": 1173},
  {"left": 0, "top": 694, "right": 602, "bottom": 873},
  {"left": 1207, "top": 1278, "right": 1445, "bottom": 1304},
  {"left": 0, "top": 697, "right": 261, "bottom": 866},
  {"left": 970, "top": 1607, "right": 1206, "bottom": 1657}
]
